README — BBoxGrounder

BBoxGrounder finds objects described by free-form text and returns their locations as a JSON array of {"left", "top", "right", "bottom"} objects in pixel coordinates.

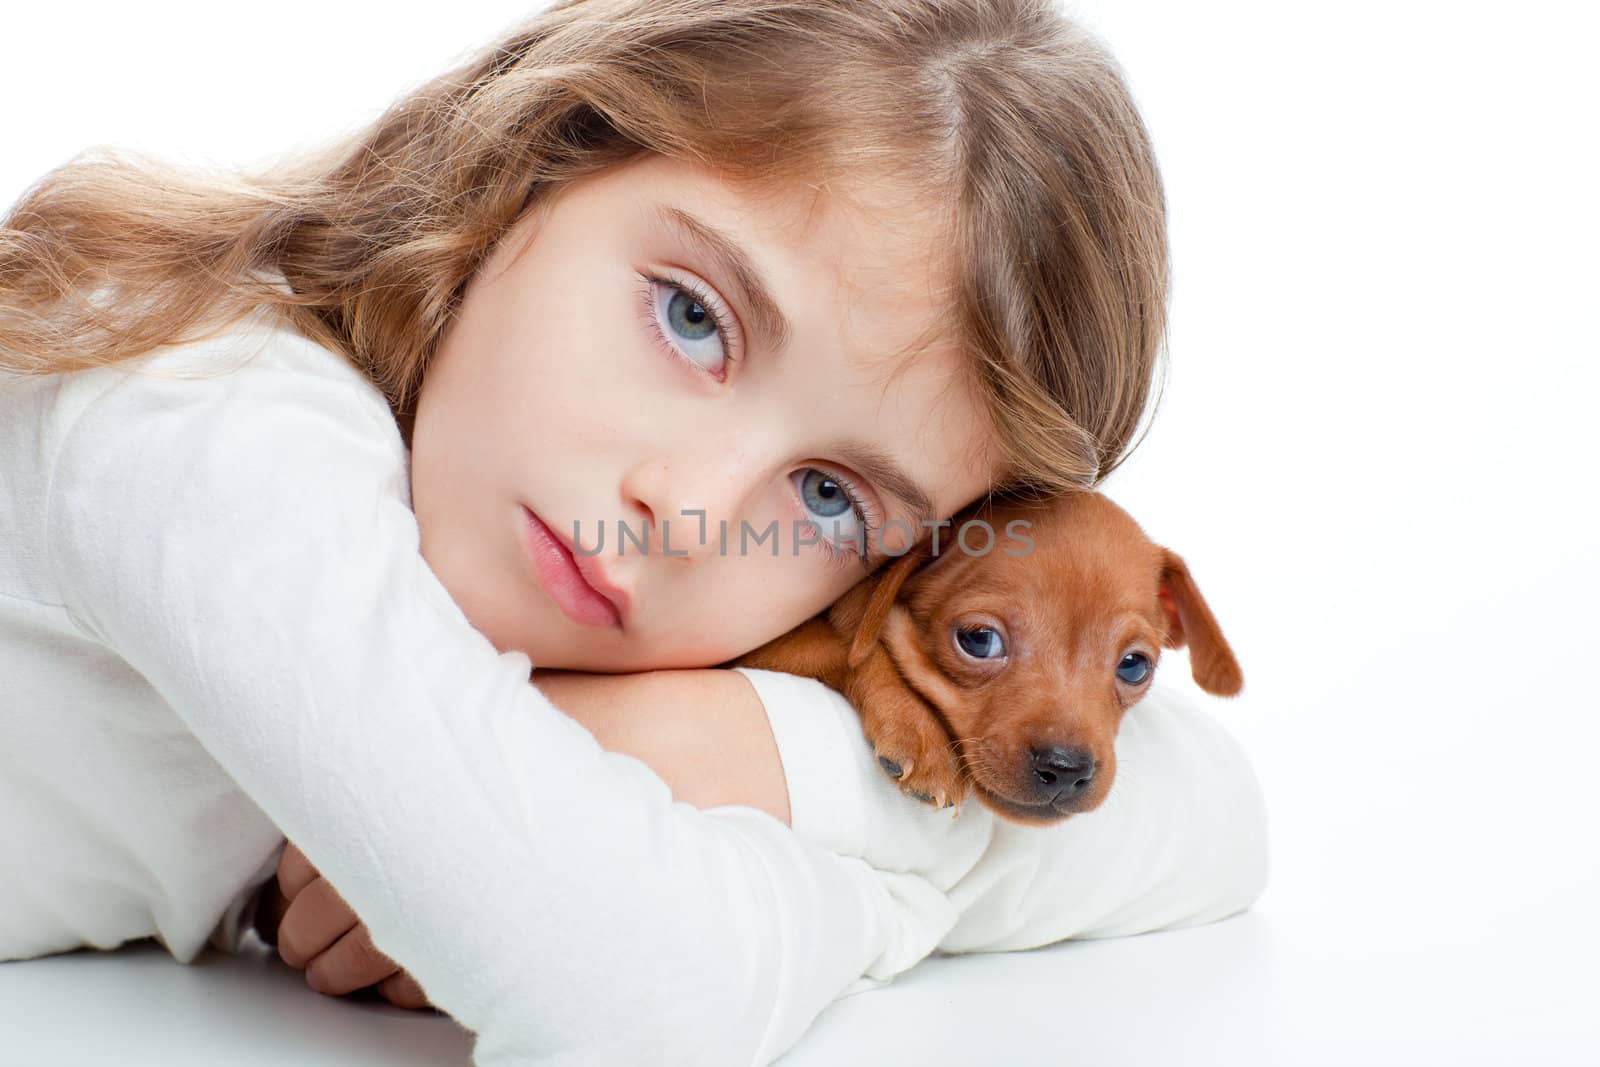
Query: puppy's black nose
[{"left": 1028, "top": 746, "right": 1096, "bottom": 805}]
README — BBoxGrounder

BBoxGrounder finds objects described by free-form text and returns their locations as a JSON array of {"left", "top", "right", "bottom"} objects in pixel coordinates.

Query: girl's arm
[
  {"left": 278, "top": 660, "right": 1268, "bottom": 1007},
  {"left": 44, "top": 321, "right": 954, "bottom": 1067},
  {"left": 603, "top": 664, "right": 1270, "bottom": 955},
  {"left": 545, "top": 664, "right": 1270, "bottom": 952},
  {"left": 530, "top": 667, "right": 792, "bottom": 826}
]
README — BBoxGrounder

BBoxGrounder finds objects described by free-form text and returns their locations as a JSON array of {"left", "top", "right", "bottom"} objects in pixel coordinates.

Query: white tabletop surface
[{"left": 4, "top": 903, "right": 1596, "bottom": 1066}]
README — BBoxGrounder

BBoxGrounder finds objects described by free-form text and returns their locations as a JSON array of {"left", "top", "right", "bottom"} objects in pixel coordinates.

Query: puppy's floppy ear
[
  {"left": 1156, "top": 548, "right": 1244, "bottom": 697},
  {"left": 845, "top": 542, "right": 936, "bottom": 669}
]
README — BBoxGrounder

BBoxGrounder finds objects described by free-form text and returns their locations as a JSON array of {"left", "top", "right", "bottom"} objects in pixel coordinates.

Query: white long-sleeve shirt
[{"left": 0, "top": 309, "right": 1268, "bottom": 1065}]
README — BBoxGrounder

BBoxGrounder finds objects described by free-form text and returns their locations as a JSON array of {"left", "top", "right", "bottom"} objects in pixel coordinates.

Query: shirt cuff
[
  {"left": 729, "top": 666, "right": 873, "bottom": 859},
  {"left": 207, "top": 840, "right": 286, "bottom": 955}
]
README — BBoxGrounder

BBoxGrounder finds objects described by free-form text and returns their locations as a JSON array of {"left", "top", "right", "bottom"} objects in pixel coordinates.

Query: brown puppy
[{"left": 728, "top": 491, "right": 1243, "bottom": 825}]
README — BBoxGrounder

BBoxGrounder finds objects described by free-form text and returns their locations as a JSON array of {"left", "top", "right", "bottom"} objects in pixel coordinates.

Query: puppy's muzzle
[{"left": 1026, "top": 745, "right": 1096, "bottom": 807}]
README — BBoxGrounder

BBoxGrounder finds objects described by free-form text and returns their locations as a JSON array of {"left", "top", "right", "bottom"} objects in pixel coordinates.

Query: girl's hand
[{"left": 257, "top": 840, "right": 434, "bottom": 1010}]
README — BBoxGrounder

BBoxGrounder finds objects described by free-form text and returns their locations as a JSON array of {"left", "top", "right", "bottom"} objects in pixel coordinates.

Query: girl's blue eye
[
  {"left": 639, "top": 273, "right": 737, "bottom": 378},
  {"left": 791, "top": 467, "right": 874, "bottom": 564},
  {"left": 1116, "top": 652, "right": 1152, "bottom": 685},
  {"left": 955, "top": 626, "right": 1006, "bottom": 660}
]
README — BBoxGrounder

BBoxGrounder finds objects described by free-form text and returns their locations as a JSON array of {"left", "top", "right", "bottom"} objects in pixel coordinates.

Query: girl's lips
[{"left": 520, "top": 506, "right": 627, "bottom": 629}]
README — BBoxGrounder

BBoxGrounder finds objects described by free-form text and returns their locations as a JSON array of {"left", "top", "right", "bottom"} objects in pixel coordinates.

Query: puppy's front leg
[
  {"left": 845, "top": 645, "right": 967, "bottom": 814},
  {"left": 729, "top": 616, "right": 851, "bottom": 690}
]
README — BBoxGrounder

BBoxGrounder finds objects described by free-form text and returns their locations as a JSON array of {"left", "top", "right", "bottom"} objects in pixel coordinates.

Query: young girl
[{"left": 0, "top": 1, "right": 1266, "bottom": 1063}]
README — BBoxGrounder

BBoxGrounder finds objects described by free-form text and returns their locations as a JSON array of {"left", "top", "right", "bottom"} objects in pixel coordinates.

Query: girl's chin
[{"left": 517, "top": 609, "right": 746, "bottom": 673}]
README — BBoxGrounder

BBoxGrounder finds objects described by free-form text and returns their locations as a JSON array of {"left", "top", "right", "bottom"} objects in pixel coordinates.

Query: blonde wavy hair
[{"left": 0, "top": 0, "right": 1169, "bottom": 498}]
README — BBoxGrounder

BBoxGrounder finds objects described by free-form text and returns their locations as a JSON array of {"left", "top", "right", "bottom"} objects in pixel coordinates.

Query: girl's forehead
[
  {"left": 748, "top": 169, "right": 954, "bottom": 295},
  {"left": 741, "top": 173, "right": 959, "bottom": 367},
  {"left": 617, "top": 151, "right": 954, "bottom": 297}
]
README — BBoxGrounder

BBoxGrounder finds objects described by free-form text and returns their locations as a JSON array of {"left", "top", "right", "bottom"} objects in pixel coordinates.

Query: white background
[{"left": 3, "top": 1, "right": 1596, "bottom": 1063}]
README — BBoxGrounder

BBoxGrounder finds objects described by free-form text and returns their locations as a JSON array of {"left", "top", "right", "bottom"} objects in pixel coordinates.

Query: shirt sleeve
[
  {"left": 206, "top": 841, "right": 286, "bottom": 955},
  {"left": 730, "top": 660, "right": 1269, "bottom": 956},
  {"left": 729, "top": 666, "right": 997, "bottom": 886},
  {"left": 42, "top": 324, "right": 951, "bottom": 1067}
]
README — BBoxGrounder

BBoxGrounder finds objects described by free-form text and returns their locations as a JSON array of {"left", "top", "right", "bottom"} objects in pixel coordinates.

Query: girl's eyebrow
[
  {"left": 650, "top": 203, "right": 792, "bottom": 356},
  {"left": 648, "top": 203, "right": 938, "bottom": 531},
  {"left": 827, "top": 438, "right": 937, "bottom": 531}
]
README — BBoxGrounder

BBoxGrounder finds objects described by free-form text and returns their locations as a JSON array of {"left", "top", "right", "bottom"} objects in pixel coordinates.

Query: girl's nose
[{"left": 619, "top": 456, "right": 746, "bottom": 565}]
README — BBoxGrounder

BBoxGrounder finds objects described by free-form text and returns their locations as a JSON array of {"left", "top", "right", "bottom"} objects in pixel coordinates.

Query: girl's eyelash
[
  {"left": 804, "top": 468, "right": 881, "bottom": 575},
  {"left": 636, "top": 271, "right": 743, "bottom": 371}
]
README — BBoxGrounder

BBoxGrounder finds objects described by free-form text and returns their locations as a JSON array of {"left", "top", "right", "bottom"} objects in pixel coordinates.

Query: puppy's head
[{"left": 847, "top": 491, "right": 1243, "bottom": 825}]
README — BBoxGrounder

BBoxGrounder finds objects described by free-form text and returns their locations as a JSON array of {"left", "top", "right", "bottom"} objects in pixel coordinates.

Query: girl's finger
[
  {"left": 305, "top": 923, "right": 400, "bottom": 997},
  {"left": 276, "top": 876, "right": 360, "bottom": 969},
  {"left": 375, "top": 969, "right": 434, "bottom": 1011},
  {"left": 275, "top": 840, "right": 321, "bottom": 901}
]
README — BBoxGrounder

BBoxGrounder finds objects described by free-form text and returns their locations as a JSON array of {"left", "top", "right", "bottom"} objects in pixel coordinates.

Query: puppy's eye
[
  {"left": 955, "top": 626, "right": 1006, "bottom": 659},
  {"left": 1116, "top": 652, "right": 1152, "bottom": 685}
]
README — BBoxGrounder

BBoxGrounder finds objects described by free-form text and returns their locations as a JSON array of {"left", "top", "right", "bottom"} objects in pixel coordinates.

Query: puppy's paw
[
  {"left": 864, "top": 707, "right": 966, "bottom": 814},
  {"left": 845, "top": 642, "right": 968, "bottom": 813}
]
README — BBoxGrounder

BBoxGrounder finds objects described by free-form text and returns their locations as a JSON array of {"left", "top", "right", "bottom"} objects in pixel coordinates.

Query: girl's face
[{"left": 410, "top": 151, "right": 998, "bottom": 671}]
